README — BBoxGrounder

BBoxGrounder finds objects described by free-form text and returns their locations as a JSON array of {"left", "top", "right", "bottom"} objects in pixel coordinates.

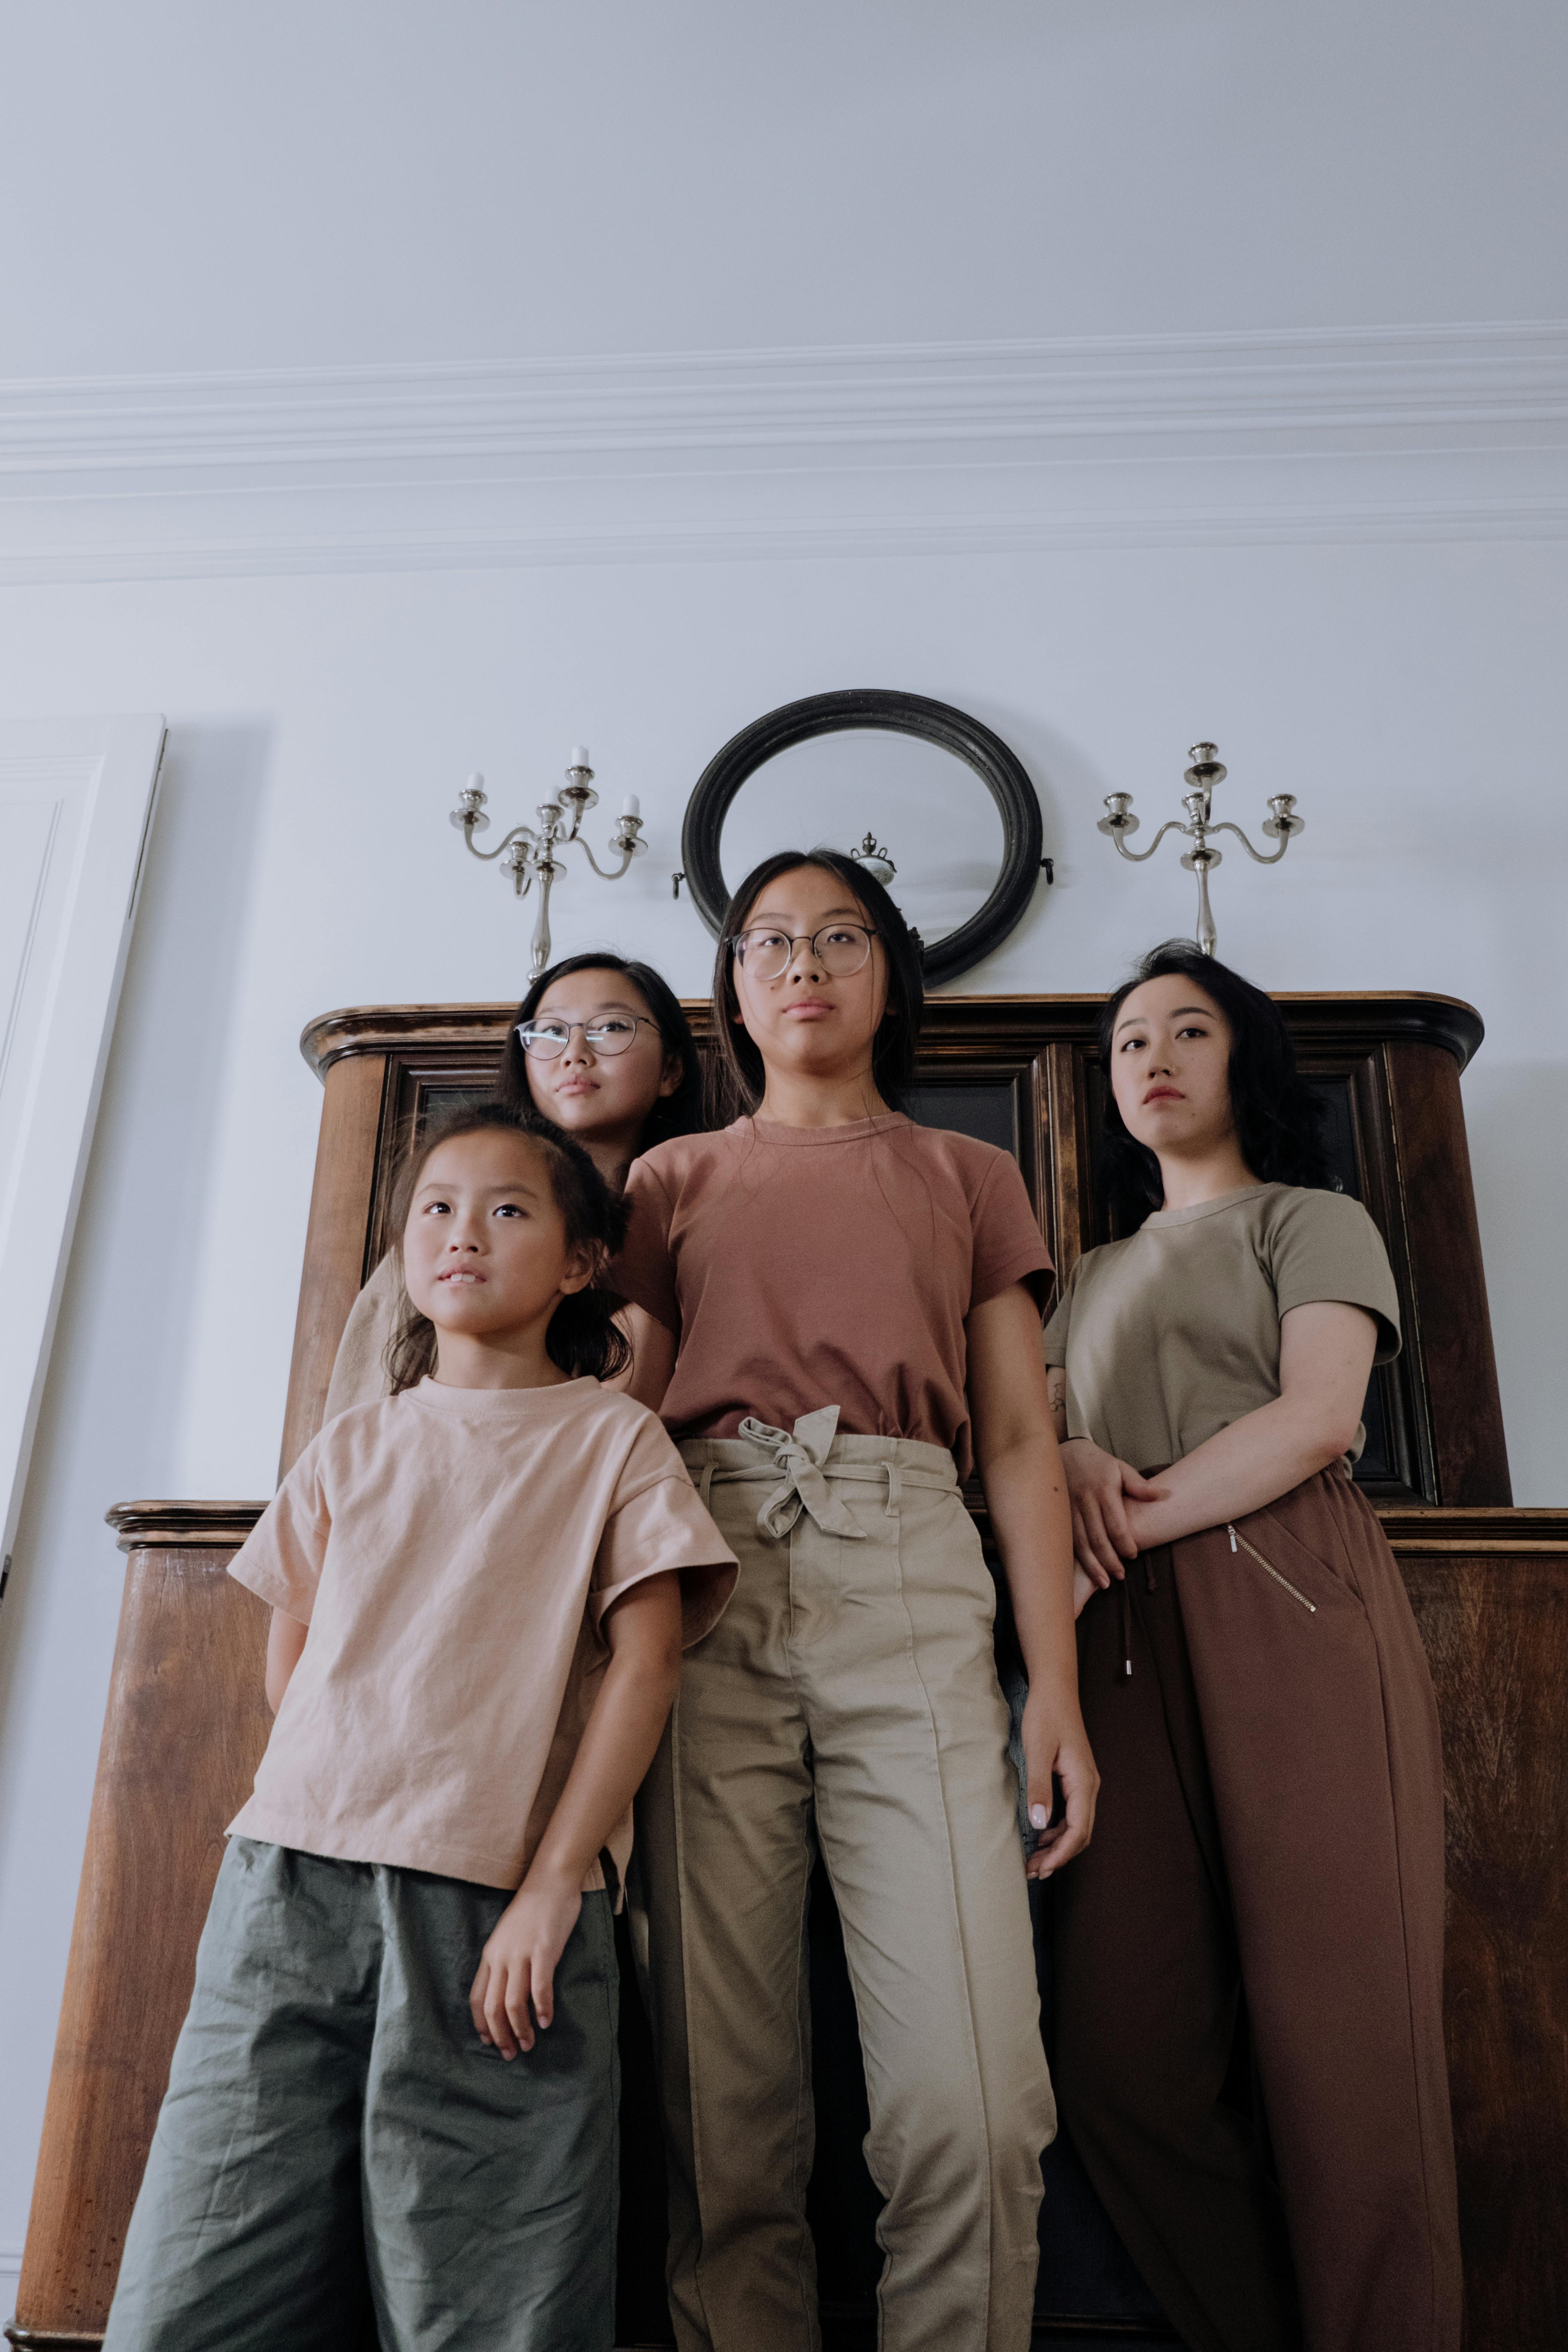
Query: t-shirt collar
[
  {"left": 409, "top": 1374, "right": 602, "bottom": 1414},
  {"left": 1142, "top": 1181, "right": 1276, "bottom": 1230},
  {"left": 742, "top": 1112, "right": 912, "bottom": 1148}
]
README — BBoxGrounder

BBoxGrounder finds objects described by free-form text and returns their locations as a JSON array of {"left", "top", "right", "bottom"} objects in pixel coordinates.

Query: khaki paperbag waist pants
[{"left": 631, "top": 1410, "right": 1055, "bottom": 2352}]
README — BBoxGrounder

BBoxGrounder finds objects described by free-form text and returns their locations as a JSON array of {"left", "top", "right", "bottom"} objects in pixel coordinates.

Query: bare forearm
[
  {"left": 980, "top": 1434, "right": 1077, "bottom": 1690},
  {"left": 523, "top": 1646, "right": 679, "bottom": 1890},
  {"left": 625, "top": 1305, "right": 676, "bottom": 1414},
  {"left": 1127, "top": 1397, "right": 1349, "bottom": 1551}
]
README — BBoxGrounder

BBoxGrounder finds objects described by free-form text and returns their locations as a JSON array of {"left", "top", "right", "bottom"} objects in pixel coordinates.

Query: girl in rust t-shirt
[{"left": 615, "top": 850, "right": 1093, "bottom": 2352}]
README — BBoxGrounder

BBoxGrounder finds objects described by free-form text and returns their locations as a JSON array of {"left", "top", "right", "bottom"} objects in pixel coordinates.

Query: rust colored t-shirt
[{"left": 613, "top": 1114, "right": 1052, "bottom": 1479}]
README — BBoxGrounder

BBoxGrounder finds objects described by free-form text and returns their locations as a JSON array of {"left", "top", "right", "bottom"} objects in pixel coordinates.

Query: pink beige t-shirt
[
  {"left": 228, "top": 1376, "right": 737, "bottom": 1892},
  {"left": 613, "top": 1115, "right": 1052, "bottom": 1479}
]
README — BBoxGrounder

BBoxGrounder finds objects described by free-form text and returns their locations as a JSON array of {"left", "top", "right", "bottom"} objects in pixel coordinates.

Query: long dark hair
[
  {"left": 1098, "top": 939, "right": 1334, "bottom": 1231},
  {"left": 709, "top": 850, "right": 926, "bottom": 1121},
  {"left": 492, "top": 951, "right": 705, "bottom": 1152},
  {"left": 384, "top": 1102, "right": 631, "bottom": 1390}
]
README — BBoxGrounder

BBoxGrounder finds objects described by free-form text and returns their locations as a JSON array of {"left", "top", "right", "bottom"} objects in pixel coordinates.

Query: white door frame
[{"left": 0, "top": 714, "right": 166, "bottom": 1582}]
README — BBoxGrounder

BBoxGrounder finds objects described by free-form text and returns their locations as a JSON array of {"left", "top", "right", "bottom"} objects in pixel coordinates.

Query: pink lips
[{"left": 1143, "top": 1087, "right": 1183, "bottom": 1104}]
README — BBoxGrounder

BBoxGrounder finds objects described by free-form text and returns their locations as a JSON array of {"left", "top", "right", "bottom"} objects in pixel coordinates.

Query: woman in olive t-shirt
[{"left": 1043, "top": 941, "right": 1460, "bottom": 2352}]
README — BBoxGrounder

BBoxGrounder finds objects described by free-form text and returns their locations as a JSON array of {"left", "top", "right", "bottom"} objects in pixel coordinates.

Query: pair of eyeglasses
[
  {"left": 515, "top": 1015, "right": 655, "bottom": 1060},
  {"left": 730, "top": 923, "right": 878, "bottom": 982}
]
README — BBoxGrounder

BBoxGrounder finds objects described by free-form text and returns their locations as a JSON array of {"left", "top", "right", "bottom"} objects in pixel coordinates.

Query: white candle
[
  {"left": 569, "top": 744, "right": 591, "bottom": 770},
  {"left": 620, "top": 794, "right": 641, "bottom": 819}
]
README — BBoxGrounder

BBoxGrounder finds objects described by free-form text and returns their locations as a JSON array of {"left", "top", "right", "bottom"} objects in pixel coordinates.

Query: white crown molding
[
  {"left": 4, "top": 323, "right": 1567, "bottom": 474},
  {"left": 0, "top": 323, "right": 1565, "bottom": 581},
  {"left": 4, "top": 496, "right": 1565, "bottom": 588}
]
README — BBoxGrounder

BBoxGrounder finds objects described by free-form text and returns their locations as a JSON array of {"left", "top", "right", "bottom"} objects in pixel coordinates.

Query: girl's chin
[{"left": 540, "top": 1092, "right": 604, "bottom": 1126}]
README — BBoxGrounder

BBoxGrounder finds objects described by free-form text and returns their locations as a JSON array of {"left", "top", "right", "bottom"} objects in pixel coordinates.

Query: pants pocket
[{"left": 1226, "top": 1522, "right": 1318, "bottom": 1614}]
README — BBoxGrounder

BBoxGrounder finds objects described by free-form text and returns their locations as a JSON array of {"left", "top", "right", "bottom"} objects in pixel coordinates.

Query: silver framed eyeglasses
[
  {"left": 730, "top": 923, "right": 878, "bottom": 982},
  {"left": 515, "top": 1015, "right": 655, "bottom": 1060}
]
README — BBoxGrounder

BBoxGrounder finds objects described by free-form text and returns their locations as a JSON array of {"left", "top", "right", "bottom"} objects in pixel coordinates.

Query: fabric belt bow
[{"left": 737, "top": 1406, "right": 866, "bottom": 1542}]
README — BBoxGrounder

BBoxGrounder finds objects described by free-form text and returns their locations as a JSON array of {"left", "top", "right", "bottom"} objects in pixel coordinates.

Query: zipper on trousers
[{"left": 1227, "top": 1524, "right": 1317, "bottom": 1614}]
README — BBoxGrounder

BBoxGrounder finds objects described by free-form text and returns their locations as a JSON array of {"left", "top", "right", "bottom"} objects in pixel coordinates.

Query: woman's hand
[
  {"left": 470, "top": 1867, "right": 583, "bottom": 2058},
  {"left": 1060, "top": 1441, "right": 1167, "bottom": 1589},
  {"left": 1021, "top": 1683, "right": 1099, "bottom": 1879}
]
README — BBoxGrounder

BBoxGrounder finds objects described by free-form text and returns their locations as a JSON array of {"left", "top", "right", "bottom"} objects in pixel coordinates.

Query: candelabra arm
[
  {"left": 1110, "top": 818, "right": 1190, "bottom": 866},
  {"left": 574, "top": 838, "right": 637, "bottom": 882},
  {"left": 1209, "top": 820, "right": 1291, "bottom": 867},
  {"left": 461, "top": 822, "right": 537, "bottom": 865}
]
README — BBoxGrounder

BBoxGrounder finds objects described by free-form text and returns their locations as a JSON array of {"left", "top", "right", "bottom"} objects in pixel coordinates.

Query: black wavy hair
[
  {"left": 384, "top": 1102, "right": 631, "bottom": 1389},
  {"left": 493, "top": 951, "right": 705, "bottom": 1153},
  {"left": 709, "top": 849, "right": 926, "bottom": 1121},
  {"left": 1098, "top": 939, "right": 1334, "bottom": 1231}
]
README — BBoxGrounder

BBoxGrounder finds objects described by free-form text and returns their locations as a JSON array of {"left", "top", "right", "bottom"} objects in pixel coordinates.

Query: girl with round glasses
[
  {"left": 325, "top": 952, "right": 704, "bottom": 1418},
  {"left": 614, "top": 849, "right": 1093, "bottom": 2352}
]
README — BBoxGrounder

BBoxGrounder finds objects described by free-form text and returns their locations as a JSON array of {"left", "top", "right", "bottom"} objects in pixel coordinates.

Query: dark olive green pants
[{"left": 104, "top": 1837, "right": 619, "bottom": 2352}]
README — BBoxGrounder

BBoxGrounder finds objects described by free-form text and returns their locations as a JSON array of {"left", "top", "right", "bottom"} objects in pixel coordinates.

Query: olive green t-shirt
[{"left": 1041, "top": 1182, "right": 1401, "bottom": 1473}]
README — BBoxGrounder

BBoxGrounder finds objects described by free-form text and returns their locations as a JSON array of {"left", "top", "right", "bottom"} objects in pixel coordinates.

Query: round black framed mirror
[{"left": 679, "top": 689, "right": 1047, "bottom": 988}]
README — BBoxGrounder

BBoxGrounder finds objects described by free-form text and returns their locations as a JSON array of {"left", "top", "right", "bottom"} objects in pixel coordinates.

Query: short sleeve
[
  {"left": 1041, "top": 1256, "right": 1081, "bottom": 1367},
  {"left": 228, "top": 1442, "right": 333, "bottom": 1622},
  {"left": 323, "top": 1254, "right": 400, "bottom": 1421},
  {"left": 1268, "top": 1191, "right": 1402, "bottom": 1362},
  {"left": 591, "top": 1411, "right": 738, "bottom": 1647},
  {"left": 969, "top": 1149, "right": 1053, "bottom": 1314},
  {"left": 612, "top": 1160, "right": 681, "bottom": 1333}
]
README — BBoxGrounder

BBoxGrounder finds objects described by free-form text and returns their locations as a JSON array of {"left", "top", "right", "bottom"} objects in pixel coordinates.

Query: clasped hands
[{"left": 1061, "top": 1438, "right": 1168, "bottom": 1617}]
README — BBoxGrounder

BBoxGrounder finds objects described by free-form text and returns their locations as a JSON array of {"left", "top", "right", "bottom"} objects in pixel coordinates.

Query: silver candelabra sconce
[
  {"left": 1097, "top": 742, "right": 1304, "bottom": 957},
  {"left": 449, "top": 746, "right": 648, "bottom": 977}
]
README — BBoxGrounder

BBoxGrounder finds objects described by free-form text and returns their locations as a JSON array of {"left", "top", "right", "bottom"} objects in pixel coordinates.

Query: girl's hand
[
  {"left": 1060, "top": 1441, "right": 1166, "bottom": 1588},
  {"left": 1021, "top": 1683, "right": 1099, "bottom": 1880},
  {"left": 470, "top": 1869, "right": 582, "bottom": 2058},
  {"left": 1071, "top": 1564, "right": 1098, "bottom": 1619}
]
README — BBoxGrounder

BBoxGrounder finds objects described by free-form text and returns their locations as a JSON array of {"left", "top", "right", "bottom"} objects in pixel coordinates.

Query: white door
[{"left": 0, "top": 715, "right": 166, "bottom": 1580}]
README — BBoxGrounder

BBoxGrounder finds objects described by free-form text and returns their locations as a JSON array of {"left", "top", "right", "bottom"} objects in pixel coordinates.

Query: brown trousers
[{"left": 1054, "top": 1467, "right": 1461, "bottom": 2352}]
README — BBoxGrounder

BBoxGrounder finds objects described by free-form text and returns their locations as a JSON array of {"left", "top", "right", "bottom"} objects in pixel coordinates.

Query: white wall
[
  {"left": 2, "top": 0, "right": 1566, "bottom": 2301},
  {"left": 5, "top": 0, "right": 1566, "bottom": 371}
]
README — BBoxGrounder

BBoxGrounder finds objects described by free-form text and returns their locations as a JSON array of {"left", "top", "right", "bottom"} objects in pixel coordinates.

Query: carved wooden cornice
[
  {"left": 299, "top": 989, "right": 1485, "bottom": 1080},
  {"left": 105, "top": 1501, "right": 265, "bottom": 1551},
  {"left": 106, "top": 1496, "right": 1568, "bottom": 1557}
]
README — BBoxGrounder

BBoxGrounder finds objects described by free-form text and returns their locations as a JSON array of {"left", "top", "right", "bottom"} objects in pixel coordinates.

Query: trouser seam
[{"left": 882, "top": 1516, "right": 994, "bottom": 2350}]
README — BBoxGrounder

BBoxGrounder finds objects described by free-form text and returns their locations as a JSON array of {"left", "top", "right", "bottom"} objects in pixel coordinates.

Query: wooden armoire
[{"left": 8, "top": 994, "right": 1566, "bottom": 2351}]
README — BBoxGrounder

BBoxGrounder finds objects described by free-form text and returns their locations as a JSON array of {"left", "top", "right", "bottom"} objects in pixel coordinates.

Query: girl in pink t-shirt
[
  {"left": 616, "top": 851, "right": 1095, "bottom": 2352},
  {"left": 104, "top": 1106, "right": 735, "bottom": 2352}
]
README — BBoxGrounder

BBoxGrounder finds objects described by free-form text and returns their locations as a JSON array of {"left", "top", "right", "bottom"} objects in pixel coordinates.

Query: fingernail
[{"left": 1029, "top": 1804, "right": 1049, "bottom": 1828}]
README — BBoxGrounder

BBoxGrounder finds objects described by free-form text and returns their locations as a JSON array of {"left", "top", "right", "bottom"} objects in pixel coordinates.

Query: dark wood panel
[
  {"left": 1386, "top": 1043, "right": 1511, "bottom": 1504},
  {"left": 1395, "top": 1532, "right": 1568, "bottom": 2352},
  {"left": 10, "top": 1510, "right": 270, "bottom": 2348},
  {"left": 276, "top": 1052, "right": 389, "bottom": 1479}
]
